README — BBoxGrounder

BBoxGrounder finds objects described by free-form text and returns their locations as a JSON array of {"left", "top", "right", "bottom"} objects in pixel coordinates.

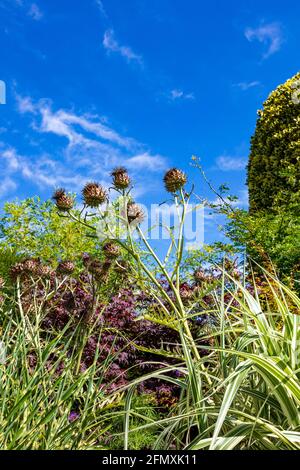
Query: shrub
[{"left": 248, "top": 71, "right": 300, "bottom": 213}]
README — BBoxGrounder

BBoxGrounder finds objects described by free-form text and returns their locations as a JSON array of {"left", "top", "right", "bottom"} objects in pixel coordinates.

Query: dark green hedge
[{"left": 248, "top": 72, "right": 300, "bottom": 214}]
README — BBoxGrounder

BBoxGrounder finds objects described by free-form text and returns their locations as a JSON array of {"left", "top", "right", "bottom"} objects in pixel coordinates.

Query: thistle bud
[
  {"left": 111, "top": 167, "right": 131, "bottom": 190},
  {"left": 52, "top": 189, "right": 74, "bottom": 211},
  {"left": 163, "top": 168, "right": 187, "bottom": 193},
  {"left": 82, "top": 182, "right": 108, "bottom": 207},
  {"left": 37, "top": 264, "right": 53, "bottom": 278},
  {"left": 9, "top": 262, "right": 25, "bottom": 280},
  {"left": 180, "top": 284, "right": 194, "bottom": 304},
  {"left": 57, "top": 260, "right": 75, "bottom": 275},
  {"left": 115, "top": 259, "right": 129, "bottom": 274},
  {"left": 194, "top": 269, "right": 208, "bottom": 285},
  {"left": 103, "top": 242, "right": 120, "bottom": 259},
  {"left": 127, "top": 202, "right": 145, "bottom": 225},
  {"left": 88, "top": 259, "right": 102, "bottom": 276},
  {"left": 23, "top": 258, "right": 40, "bottom": 275}
]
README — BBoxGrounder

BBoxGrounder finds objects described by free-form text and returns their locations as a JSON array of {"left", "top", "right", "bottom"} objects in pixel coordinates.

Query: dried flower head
[
  {"left": 194, "top": 269, "right": 208, "bottom": 285},
  {"left": 127, "top": 202, "right": 145, "bottom": 225},
  {"left": 163, "top": 168, "right": 187, "bottom": 193},
  {"left": 57, "top": 261, "right": 75, "bottom": 275},
  {"left": 9, "top": 262, "right": 26, "bottom": 280},
  {"left": 88, "top": 259, "right": 103, "bottom": 276},
  {"left": 114, "top": 259, "right": 129, "bottom": 274},
  {"left": 82, "top": 182, "right": 108, "bottom": 207},
  {"left": 23, "top": 258, "right": 40, "bottom": 275},
  {"left": 103, "top": 242, "right": 120, "bottom": 259},
  {"left": 98, "top": 259, "right": 112, "bottom": 283},
  {"left": 111, "top": 167, "right": 131, "bottom": 190},
  {"left": 179, "top": 284, "right": 194, "bottom": 304},
  {"left": 52, "top": 188, "right": 74, "bottom": 211},
  {"left": 37, "top": 264, "right": 53, "bottom": 278}
]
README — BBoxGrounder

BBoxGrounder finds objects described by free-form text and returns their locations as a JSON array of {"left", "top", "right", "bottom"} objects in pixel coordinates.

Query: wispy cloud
[
  {"left": 0, "top": 176, "right": 17, "bottom": 199},
  {"left": 245, "top": 22, "right": 283, "bottom": 59},
  {"left": 95, "top": 0, "right": 107, "bottom": 17},
  {"left": 0, "top": 145, "right": 86, "bottom": 191},
  {"left": 28, "top": 3, "right": 43, "bottom": 21},
  {"left": 1, "top": 93, "right": 167, "bottom": 198},
  {"left": 169, "top": 89, "right": 195, "bottom": 101},
  {"left": 103, "top": 29, "right": 143, "bottom": 65},
  {"left": 216, "top": 155, "right": 247, "bottom": 171},
  {"left": 126, "top": 153, "right": 167, "bottom": 171},
  {"left": 234, "top": 81, "right": 261, "bottom": 91}
]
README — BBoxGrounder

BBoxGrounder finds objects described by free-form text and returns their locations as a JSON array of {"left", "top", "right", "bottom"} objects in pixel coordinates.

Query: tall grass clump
[{"left": 57, "top": 167, "right": 300, "bottom": 450}]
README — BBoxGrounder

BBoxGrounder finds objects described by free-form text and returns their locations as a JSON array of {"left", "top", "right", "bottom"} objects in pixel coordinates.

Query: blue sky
[{"left": 0, "top": 0, "right": 299, "bottom": 245}]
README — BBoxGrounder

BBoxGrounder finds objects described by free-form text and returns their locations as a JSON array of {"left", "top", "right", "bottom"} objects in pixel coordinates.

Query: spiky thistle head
[
  {"left": 163, "top": 168, "right": 187, "bottom": 193},
  {"left": 37, "top": 264, "right": 53, "bottom": 278},
  {"left": 9, "top": 262, "right": 26, "bottom": 281},
  {"left": 23, "top": 258, "right": 40, "bottom": 275},
  {"left": 127, "top": 202, "right": 145, "bottom": 225},
  {"left": 52, "top": 188, "right": 74, "bottom": 211},
  {"left": 88, "top": 259, "right": 102, "bottom": 276},
  {"left": 57, "top": 260, "right": 75, "bottom": 275},
  {"left": 193, "top": 269, "right": 207, "bottom": 285},
  {"left": 111, "top": 167, "right": 131, "bottom": 190},
  {"left": 103, "top": 242, "right": 120, "bottom": 259},
  {"left": 82, "top": 182, "right": 108, "bottom": 207},
  {"left": 114, "top": 259, "right": 129, "bottom": 274}
]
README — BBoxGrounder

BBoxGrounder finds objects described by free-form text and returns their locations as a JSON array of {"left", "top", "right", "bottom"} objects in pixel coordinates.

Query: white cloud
[
  {"left": 6, "top": 94, "right": 167, "bottom": 196},
  {"left": 245, "top": 22, "right": 283, "bottom": 59},
  {"left": 0, "top": 177, "right": 17, "bottom": 198},
  {"left": 126, "top": 153, "right": 167, "bottom": 171},
  {"left": 28, "top": 3, "right": 43, "bottom": 21},
  {"left": 235, "top": 81, "right": 261, "bottom": 91},
  {"left": 103, "top": 29, "right": 143, "bottom": 65},
  {"left": 16, "top": 95, "right": 37, "bottom": 114},
  {"left": 169, "top": 89, "right": 195, "bottom": 101},
  {"left": 216, "top": 156, "right": 247, "bottom": 171},
  {"left": 0, "top": 144, "right": 87, "bottom": 191},
  {"left": 95, "top": 0, "right": 107, "bottom": 17}
]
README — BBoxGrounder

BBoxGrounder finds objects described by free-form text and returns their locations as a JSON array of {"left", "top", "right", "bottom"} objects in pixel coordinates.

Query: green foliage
[
  {"left": 122, "top": 270, "right": 300, "bottom": 450},
  {"left": 224, "top": 208, "right": 300, "bottom": 282},
  {"left": 0, "top": 197, "right": 98, "bottom": 268},
  {"left": 248, "top": 71, "right": 300, "bottom": 213}
]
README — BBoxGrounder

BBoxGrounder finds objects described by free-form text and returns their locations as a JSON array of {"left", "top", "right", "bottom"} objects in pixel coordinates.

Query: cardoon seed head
[
  {"left": 23, "top": 258, "right": 40, "bottom": 275},
  {"left": 115, "top": 259, "right": 129, "bottom": 274},
  {"left": 180, "top": 284, "right": 194, "bottom": 304},
  {"left": 193, "top": 269, "right": 207, "bottom": 285},
  {"left": 98, "top": 260, "right": 112, "bottom": 283},
  {"left": 82, "top": 182, "right": 108, "bottom": 207},
  {"left": 37, "top": 264, "right": 53, "bottom": 278},
  {"left": 163, "top": 168, "right": 187, "bottom": 193},
  {"left": 111, "top": 167, "right": 131, "bottom": 190},
  {"left": 57, "top": 260, "right": 75, "bottom": 275},
  {"left": 52, "top": 188, "right": 74, "bottom": 211},
  {"left": 127, "top": 202, "right": 145, "bottom": 225},
  {"left": 9, "top": 262, "right": 25, "bottom": 280},
  {"left": 103, "top": 242, "right": 120, "bottom": 259},
  {"left": 88, "top": 259, "right": 102, "bottom": 276}
]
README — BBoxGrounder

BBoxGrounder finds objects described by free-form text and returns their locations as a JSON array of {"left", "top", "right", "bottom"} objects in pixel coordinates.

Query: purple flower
[{"left": 68, "top": 411, "right": 80, "bottom": 423}]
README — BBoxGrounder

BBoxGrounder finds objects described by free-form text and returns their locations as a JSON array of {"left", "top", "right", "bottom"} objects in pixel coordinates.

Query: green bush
[
  {"left": 0, "top": 197, "right": 98, "bottom": 272},
  {"left": 248, "top": 71, "right": 300, "bottom": 213}
]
